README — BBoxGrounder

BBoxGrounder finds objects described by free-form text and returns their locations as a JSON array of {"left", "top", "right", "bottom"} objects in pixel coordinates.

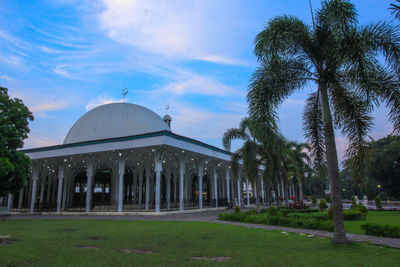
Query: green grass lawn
[
  {"left": 0, "top": 220, "right": 399, "bottom": 266},
  {"left": 345, "top": 211, "right": 400, "bottom": 235}
]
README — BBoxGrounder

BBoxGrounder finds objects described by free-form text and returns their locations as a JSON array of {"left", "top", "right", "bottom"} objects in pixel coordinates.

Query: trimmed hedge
[
  {"left": 280, "top": 208, "right": 320, "bottom": 216},
  {"left": 219, "top": 212, "right": 334, "bottom": 232},
  {"left": 361, "top": 223, "right": 400, "bottom": 238},
  {"left": 343, "top": 210, "right": 365, "bottom": 221},
  {"left": 287, "top": 212, "right": 327, "bottom": 221}
]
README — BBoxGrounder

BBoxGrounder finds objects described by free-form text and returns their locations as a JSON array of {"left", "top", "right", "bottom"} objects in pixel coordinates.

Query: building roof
[{"left": 64, "top": 103, "right": 170, "bottom": 144}]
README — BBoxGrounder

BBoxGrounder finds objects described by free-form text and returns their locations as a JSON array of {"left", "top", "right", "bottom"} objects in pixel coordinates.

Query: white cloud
[
  {"left": 159, "top": 74, "right": 238, "bottom": 97},
  {"left": 98, "top": 0, "right": 243, "bottom": 65},
  {"left": 0, "top": 75, "right": 13, "bottom": 82},
  {"left": 85, "top": 95, "right": 123, "bottom": 111},
  {"left": 53, "top": 65, "right": 75, "bottom": 79}
]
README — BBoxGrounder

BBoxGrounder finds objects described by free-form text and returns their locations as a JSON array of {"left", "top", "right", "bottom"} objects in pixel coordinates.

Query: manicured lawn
[
  {"left": 345, "top": 211, "right": 400, "bottom": 235},
  {"left": 0, "top": 220, "right": 399, "bottom": 266}
]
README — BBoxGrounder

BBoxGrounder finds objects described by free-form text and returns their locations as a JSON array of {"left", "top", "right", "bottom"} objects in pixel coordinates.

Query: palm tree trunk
[
  {"left": 320, "top": 85, "right": 347, "bottom": 244},
  {"left": 255, "top": 177, "right": 261, "bottom": 214},
  {"left": 299, "top": 179, "right": 304, "bottom": 202}
]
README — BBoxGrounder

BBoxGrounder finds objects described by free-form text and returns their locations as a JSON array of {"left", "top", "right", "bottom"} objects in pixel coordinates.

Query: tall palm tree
[
  {"left": 223, "top": 118, "right": 262, "bottom": 213},
  {"left": 288, "top": 142, "right": 311, "bottom": 201},
  {"left": 390, "top": 0, "right": 400, "bottom": 20},
  {"left": 248, "top": 0, "right": 400, "bottom": 243}
]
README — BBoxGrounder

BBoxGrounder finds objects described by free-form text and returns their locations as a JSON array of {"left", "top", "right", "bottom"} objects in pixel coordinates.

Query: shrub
[
  {"left": 234, "top": 205, "right": 240, "bottom": 214},
  {"left": 219, "top": 212, "right": 246, "bottom": 222},
  {"left": 287, "top": 212, "right": 327, "bottom": 221},
  {"left": 361, "top": 223, "right": 400, "bottom": 238},
  {"left": 327, "top": 207, "right": 333, "bottom": 219},
  {"left": 319, "top": 199, "right": 328, "bottom": 211},
  {"left": 325, "top": 196, "right": 331, "bottom": 203},
  {"left": 311, "top": 196, "right": 317, "bottom": 207},
  {"left": 355, "top": 203, "right": 368, "bottom": 216},
  {"left": 280, "top": 208, "right": 319, "bottom": 216},
  {"left": 351, "top": 195, "right": 357, "bottom": 209},
  {"left": 245, "top": 214, "right": 269, "bottom": 224},
  {"left": 375, "top": 196, "right": 382, "bottom": 209},
  {"left": 267, "top": 206, "right": 278, "bottom": 216},
  {"left": 343, "top": 210, "right": 365, "bottom": 220},
  {"left": 286, "top": 201, "right": 309, "bottom": 210}
]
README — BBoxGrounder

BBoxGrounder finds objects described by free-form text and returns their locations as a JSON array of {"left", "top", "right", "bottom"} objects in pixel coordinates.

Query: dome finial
[{"left": 121, "top": 88, "right": 128, "bottom": 103}]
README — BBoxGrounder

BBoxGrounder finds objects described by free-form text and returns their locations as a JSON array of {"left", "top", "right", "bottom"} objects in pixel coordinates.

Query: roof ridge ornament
[{"left": 122, "top": 88, "right": 128, "bottom": 103}]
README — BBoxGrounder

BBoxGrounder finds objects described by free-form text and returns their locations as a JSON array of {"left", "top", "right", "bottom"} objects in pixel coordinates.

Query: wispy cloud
[
  {"left": 0, "top": 75, "right": 13, "bottom": 82},
  {"left": 98, "top": 0, "right": 244, "bottom": 65},
  {"left": 85, "top": 95, "right": 123, "bottom": 111}
]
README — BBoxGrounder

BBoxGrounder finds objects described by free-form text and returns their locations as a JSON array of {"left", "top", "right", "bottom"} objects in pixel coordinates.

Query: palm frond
[
  {"left": 222, "top": 128, "right": 249, "bottom": 151},
  {"left": 303, "top": 92, "right": 326, "bottom": 171}
]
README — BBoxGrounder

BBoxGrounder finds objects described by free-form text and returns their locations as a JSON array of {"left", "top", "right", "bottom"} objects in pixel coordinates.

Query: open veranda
[{"left": 1, "top": 219, "right": 400, "bottom": 267}]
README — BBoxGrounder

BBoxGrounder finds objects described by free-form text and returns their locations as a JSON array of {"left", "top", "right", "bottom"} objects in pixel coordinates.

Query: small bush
[
  {"left": 361, "top": 223, "right": 400, "bottom": 238},
  {"left": 286, "top": 201, "right": 309, "bottom": 210},
  {"left": 311, "top": 196, "right": 317, "bottom": 207},
  {"left": 280, "top": 208, "right": 319, "bottom": 216},
  {"left": 355, "top": 203, "right": 368, "bottom": 216},
  {"left": 245, "top": 214, "right": 269, "bottom": 224},
  {"left": 287, "top": 212, "right": 327, "bottom": 221},
  {"left": 351, "top": 195, "right": 357, "bottom": 209},
  {"left": 219, "top": 212, "right": 246, "bottom": 222},
  {"left": 234, "top": 205, "right": 240, "bottom": 214},
  {"left": 267, "top": 206, "right": 278, "bottom": 216},
  {"left": 319, "top": 199, "right": 328, "bottom": 211},
  {"left": 327, "top": 207, "right": 333, "bottom": 219},
  {"left": 325, "top": 196, "right": 331, "bottom": 203},
  {"left": 343, "top": 210, "right": 365, "bottom": 220},
  {"left": 375, "top": 196, "right": 382, "bottom": 209}
]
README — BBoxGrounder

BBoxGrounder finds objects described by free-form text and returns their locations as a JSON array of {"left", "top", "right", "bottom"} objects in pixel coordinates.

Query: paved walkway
[{"left": 4, "top": 209, "right": 400, "bottom": 249}]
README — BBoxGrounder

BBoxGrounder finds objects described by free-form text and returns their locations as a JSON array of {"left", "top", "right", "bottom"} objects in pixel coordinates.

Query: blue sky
[{"left": 0, "top": 0, "right": 397, "bottom": 163}]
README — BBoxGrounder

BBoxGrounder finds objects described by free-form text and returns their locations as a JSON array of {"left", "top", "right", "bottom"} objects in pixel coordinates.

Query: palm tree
[
  {"left": 223, "top": 118, "right": 262, "bottom": 213},
  {"left": 390, "top": 0, "right": 400, "bottom": 20},
  {"left": 288, "top": 142, "right": 311, "bottom": 201},
  {"left": 248, "top": 0, "right": 400, "bottom": 243}
]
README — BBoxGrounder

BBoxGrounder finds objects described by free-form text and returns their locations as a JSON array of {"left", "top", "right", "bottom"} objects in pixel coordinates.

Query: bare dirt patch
[
  {"left": 190, "top": 256, "right": 231, "bottom": 262},
  {"left": 120, "top": 248, "right": 153, "bottom": 254},
  {"left": 0, "top": 235, "right": 17, "bottom": 245},
  {"left": 85, "top": 236, "right": 105, "bottom": 241},
  {"left": 57, "top": 228, "right": 78, "bottom": 233},
  {"left": 78, "top": 245, "right": 98, "bottom": 249}
]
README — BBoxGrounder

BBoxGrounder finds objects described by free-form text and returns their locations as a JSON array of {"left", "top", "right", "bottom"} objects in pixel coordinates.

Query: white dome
[{"left": 64, "top": 103, "right": 170, "bottom": 144}]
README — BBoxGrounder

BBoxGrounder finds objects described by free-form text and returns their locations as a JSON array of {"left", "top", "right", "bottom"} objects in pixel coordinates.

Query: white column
[
  {"left": 166, "top": 168, "right": 171, "bottom": 210},
  {"left": 261, "top": 177, "right": 265, "bottom": 205},
  {"left": 7, "top": 193, "right": 13, "bottom": 212},
  {"left": 237, "top": 179, "right": 241, "bottom": 207},
  {"left": 138, "top": 167, "right": 143, "bottom": 208},
  {"left": 154, "top": 150, "right": 163, "bottom": 213},
  {"left": 18, "top": 189, "right": 23, "bottom": 209},
  {"left": 86, "top": 158, "right": 94, "bottom": 213},
  {"left": 281, "top": 179, "right": 285, "bottom": 199},
  {"left": 145, "top": 164, "right": 151, "bottom": 211},
  {"left": 132, "top": 170, "right": 137, "bottom": 204},
  {"left": 118, "top": 157, "right": 126, "bottom": 212},
  {"left": 198, "top": 163, "right": 203, "bottom": 209},
  {"left": 246, "top": 179, "right": 250, "bottom": 206},
  {"left": 173, "top": 170, "right": 177, "bottom": 206},
  {"left": 226, "top": 168, "right": 230, "bottom": 204},
  {"left": 30, "top": 166, "right": 39, "bottom": 213},
  {"left": 179, "top": 156, "right": 186, "bottom": 211},
  {"left": 39, "top": 174, "right": 45, "bottom": 208},
  {"left": 46, "top": 174, "right": 52, "bottom": 203},
  {"left": 213, "top": 167, "right": 218, "bottom": 208}
]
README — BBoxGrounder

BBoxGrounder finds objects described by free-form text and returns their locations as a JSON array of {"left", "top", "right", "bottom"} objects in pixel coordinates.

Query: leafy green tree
[
  {"left": 0, "top": 87, "right": 33, "bottom": 196},
  {"left": 248, "top": 0, "right": 400, "bottom": 243}
]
